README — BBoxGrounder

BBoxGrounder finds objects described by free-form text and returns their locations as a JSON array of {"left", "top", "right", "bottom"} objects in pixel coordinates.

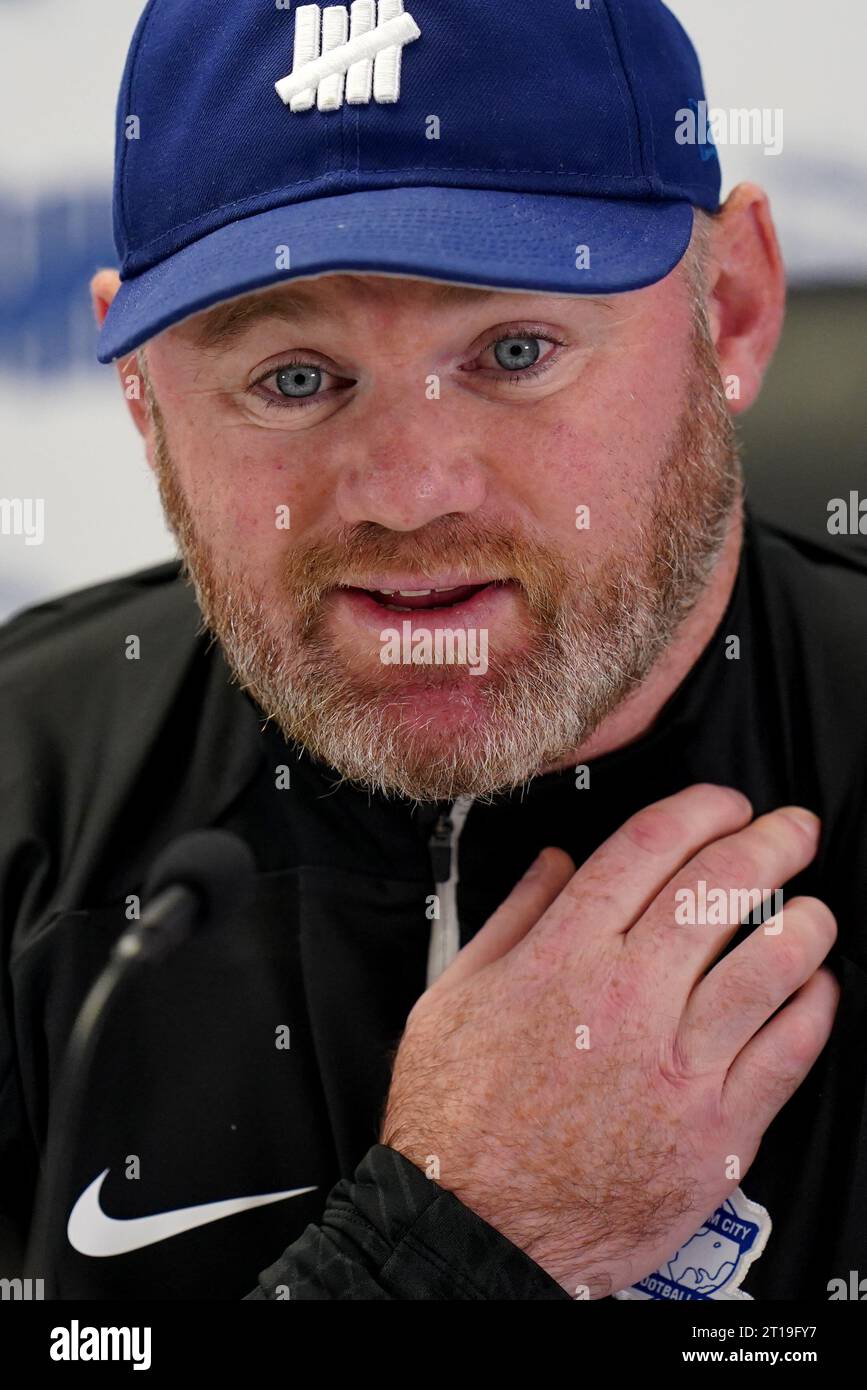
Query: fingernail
[
  {"left": 783, "top": 807, "right": 820, "bottom": 834},
  {"left": 524, "top": 851, "right": 548, "bottom": 878}
]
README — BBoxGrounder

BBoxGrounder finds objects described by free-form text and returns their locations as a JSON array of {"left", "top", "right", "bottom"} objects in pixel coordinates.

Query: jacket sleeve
[{"left": 243, "top": 1143, "right": 571, "bottom": 1300}]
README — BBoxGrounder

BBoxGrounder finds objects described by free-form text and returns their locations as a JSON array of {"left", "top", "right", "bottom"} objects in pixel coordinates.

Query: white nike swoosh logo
[{"left": 67, "top": 1168, "right": 317, "bottom": 1257}]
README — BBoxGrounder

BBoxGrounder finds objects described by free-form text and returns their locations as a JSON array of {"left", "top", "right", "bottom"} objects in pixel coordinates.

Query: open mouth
[{"left": 341, "top": 582, "right": 503, "bottom": 612}]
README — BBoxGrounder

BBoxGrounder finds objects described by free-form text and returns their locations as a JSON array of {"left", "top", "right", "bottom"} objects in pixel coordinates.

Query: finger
[
  {"left": 533, "top": 784, "right": 753, "bottom": 945},
  {"left": 431, "top": 847, "right": 575, "bottom": 993},
  {"left": 679, "top": 897, "right": 837, "bottom": 1071},
  {"left": 722, "top": 966, "right": 841, "bottom": 1130},
  {"left": 627, "top": 806, "right": 821, "bottom": 983}
]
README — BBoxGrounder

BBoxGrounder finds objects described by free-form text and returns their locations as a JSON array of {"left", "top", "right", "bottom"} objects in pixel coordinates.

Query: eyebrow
[{"left": 183, "top": 281, "right": 516, "bottom": 351}]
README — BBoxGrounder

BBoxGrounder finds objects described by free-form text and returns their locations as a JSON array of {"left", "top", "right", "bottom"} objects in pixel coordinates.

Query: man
[{"left": 1, "top": 0, "right": 864, "bottom": 1302}]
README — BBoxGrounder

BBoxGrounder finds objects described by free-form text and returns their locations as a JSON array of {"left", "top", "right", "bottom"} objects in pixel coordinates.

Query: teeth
[{"left": 375, "top": 587, "right": 453, "bottom": 598}]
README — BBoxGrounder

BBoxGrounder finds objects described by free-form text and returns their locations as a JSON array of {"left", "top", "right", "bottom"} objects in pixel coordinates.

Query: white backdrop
[{"left": 1, "top": 0, "right": 865, "bottom": 619}]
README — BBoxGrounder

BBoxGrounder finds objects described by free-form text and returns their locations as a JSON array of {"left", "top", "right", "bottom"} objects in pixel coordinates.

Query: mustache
[{"left": 279, "top": 515, "right": 573, "bottom": 619}]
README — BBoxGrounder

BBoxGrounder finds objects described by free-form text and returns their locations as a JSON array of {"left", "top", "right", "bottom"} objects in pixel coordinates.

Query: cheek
[
  {"left": 169, "top": 421, "right": 320, "bottom": 561},
  {"left": 149, "top": 363, "right": 328, "bottom": 575},
  {"left": 511, "top": 415, "right": 651, "bottom": 551},
  {"left": 522, "top": 344, "right": 689, "bottom": 545},
  {"left": 523, "top": 421, "right": 602, "bottom": 541}
]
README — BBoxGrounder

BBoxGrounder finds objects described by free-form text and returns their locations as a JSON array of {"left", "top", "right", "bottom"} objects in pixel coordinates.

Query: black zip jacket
[{"left": 1, "top": 508, "right": 867, "bottom": 1301}]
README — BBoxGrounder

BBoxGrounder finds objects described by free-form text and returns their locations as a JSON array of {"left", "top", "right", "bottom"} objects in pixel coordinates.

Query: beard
[{"left": 144, "top": 304, "right": 741, "bottom": 804}]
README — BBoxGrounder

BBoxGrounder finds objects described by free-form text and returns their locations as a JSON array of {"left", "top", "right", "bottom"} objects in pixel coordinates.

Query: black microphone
[
  {"left": 24, "top": 829, "right": 257, "bottom": 1295},
  {"left": 115, "top": 828, "right": 257, "bottom": 964}
]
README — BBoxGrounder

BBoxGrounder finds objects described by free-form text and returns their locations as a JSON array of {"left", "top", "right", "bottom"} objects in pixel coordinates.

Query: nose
[{"left": 334, "top": 400, "right": 489, "bottom": 531}]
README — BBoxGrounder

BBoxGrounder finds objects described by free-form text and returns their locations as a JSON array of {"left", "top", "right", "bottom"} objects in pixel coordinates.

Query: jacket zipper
[{"left": 425, "top": 795, "right": 473, "bottom": 987}]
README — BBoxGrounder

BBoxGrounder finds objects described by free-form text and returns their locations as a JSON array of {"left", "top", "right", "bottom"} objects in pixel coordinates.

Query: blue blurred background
[{"left": 1, "top": 0, "right": 865, "bottom": 620}]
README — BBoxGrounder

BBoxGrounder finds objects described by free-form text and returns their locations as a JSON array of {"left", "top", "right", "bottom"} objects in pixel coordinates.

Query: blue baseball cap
[{"left": 96, "top": 0, "right": 721, "bottom": 364}]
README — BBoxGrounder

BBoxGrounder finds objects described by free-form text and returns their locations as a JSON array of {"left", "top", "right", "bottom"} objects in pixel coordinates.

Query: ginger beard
[{"left": 143, "top": 300, "right": 740, "bottom": 803}]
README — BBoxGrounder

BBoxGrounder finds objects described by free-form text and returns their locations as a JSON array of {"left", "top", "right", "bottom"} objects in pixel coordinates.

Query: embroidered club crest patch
[{"left": 613, "top": 1188, "right": 772, "bottom": 1301}]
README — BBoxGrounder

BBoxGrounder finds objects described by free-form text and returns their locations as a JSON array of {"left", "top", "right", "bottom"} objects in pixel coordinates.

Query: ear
[
  {"left": 703, "top": 183, "right": 786, "bottom": 416},
  {"left": 90, "top": 269, "right": 151, "bottom": 441}
]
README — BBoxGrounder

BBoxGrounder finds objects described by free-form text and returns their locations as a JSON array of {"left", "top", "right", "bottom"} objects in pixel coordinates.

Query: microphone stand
[{"left": 23, "top": 833, "right": 254, "bottom": 1298}]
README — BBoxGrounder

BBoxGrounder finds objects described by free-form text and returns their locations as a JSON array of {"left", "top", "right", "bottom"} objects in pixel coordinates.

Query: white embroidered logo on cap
[{"left": 275, "top": 1, "right": 420, "bottom": 113}]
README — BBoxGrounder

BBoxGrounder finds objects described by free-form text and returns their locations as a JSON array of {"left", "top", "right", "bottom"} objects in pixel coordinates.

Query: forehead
[{"left": 175, "top": 273, "right": 608, "bottom": 352}]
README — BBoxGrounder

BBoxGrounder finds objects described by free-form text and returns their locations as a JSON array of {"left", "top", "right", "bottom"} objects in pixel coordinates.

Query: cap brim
[{"left": 97, "top": 186, "right": 694, "bottom": 363}]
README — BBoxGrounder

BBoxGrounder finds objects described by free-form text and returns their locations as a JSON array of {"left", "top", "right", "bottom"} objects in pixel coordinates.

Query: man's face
[{"left": 138, "top": 252, "right": 739, "bottom": 802}]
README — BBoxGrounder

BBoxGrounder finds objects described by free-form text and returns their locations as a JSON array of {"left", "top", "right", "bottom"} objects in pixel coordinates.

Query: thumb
[{"left": 431, "top": 847, "right": 576, "bottom": 993}]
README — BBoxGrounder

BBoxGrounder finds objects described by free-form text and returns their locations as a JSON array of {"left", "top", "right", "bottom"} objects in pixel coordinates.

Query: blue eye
[
  {"left": 493, "top": 336, "right": 542, "bottom": 371},
  {"left": 275, "top": 364, "right": 322, "bottom": 398},
  {"left": 476, "top": 327, "right": 568, "bottom": 385},
  {"left": 251, "top": 326, "right": 568, "bottom": 417}
]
